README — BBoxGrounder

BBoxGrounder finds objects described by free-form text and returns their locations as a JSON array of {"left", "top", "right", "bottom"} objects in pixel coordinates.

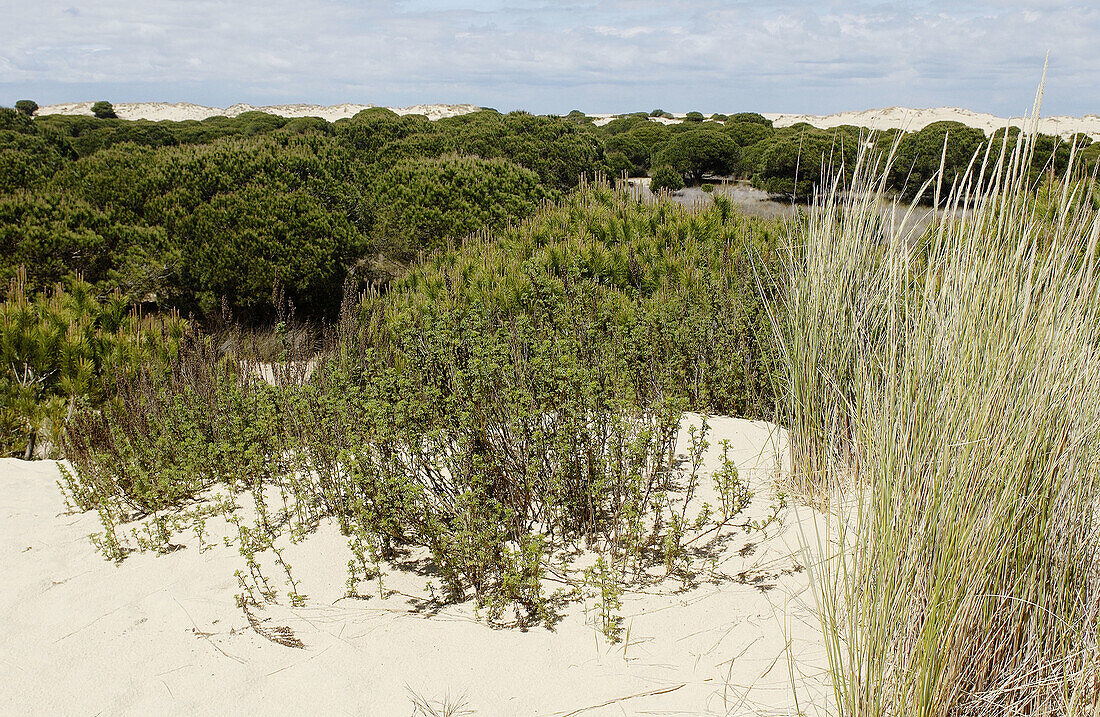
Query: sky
[{"left": 2, "top": 0, "right": 1098, "bottom": 116}]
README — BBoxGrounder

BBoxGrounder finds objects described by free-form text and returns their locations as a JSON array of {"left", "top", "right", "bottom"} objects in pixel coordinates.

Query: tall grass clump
[{"left": 778, "top": 91, "right": 1100, "bottom": 714}]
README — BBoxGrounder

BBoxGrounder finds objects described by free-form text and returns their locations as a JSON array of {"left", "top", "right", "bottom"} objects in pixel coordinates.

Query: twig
[
  {"left": 172, "top": 596, "right": 246, "bottom": 663},
  {"left": 555, "top": 682, "right": 687, "bottom": 716}
]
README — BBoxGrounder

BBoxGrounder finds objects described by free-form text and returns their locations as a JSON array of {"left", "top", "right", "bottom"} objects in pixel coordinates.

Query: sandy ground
[
  {"left": 34, "top": 102, "right": 483, "bottom": 122},
  {"left": 0, "top": 415, "right": 831, "bottom": 716}
]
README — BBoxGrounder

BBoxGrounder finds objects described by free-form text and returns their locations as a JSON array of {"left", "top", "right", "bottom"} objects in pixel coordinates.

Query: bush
[
  {"left": 91, "top": 101, "right": 117, "bottom": 119},
  {"left": 0, "top": 269, "right": 185, "bottom": 459},
  {"left": 753, "top": 128, "right": 858, "bottom": 200},
  {"left": 0, "top": 131, "right": 67, "bottom": 193},
  {"left": 62, "top": 183, "right": 781, "bottom": 624},
  {"left": 15, "top": 100, "right": 38, "bottom": 117},
  {"left": 367, "top": 154, "right": 550, "bottom": 260},
  {"left": 652, "top": 130, "right": 739, "bottom": 184},
  {"left": 684, "top": 112, "right": 705, "bottom": 123},
  {"left": 891, "top": 121, "right": 986, "bottom": 199},
  {"left": 45, "top": 135, "right": 369, "bottom": 318},
  {"left": 649, "top": 164, "right": 684, "bottom": 193},
  {"left": 603, "top": 133, "right": 649, "bottom": 171},
  {"left": 727, "top": 113, "right": 772, "bottom": 127},
  {"left": 722, "top": 121, "right": 775, "bottom": 148}
]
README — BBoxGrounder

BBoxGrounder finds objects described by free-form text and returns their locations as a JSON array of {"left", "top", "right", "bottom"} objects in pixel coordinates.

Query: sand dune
[
  {"left": 34, "top": 102, "right": 1100, "bottom": 139},
  {"left": 34, "top": 101, "right": 483, "bottom": 122},
  {"left": 593, "top": 108, "right": 1100, "bottom": 139},
  {"left": 763, "top": 106, "right": 1100, "bottom": 140},
  {"left": 0, "top": 415, "right": 831, "bottom": 715}
]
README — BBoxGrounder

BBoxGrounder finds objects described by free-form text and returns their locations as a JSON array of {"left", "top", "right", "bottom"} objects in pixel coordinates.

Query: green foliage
[
  {"left": 61, "top": 184, "right": 778, "bottom": 626},
  {"left": 649, "top": 164, "right": 684, "bottom": 193},
  {"left": 0, "top": 131, "right": 67, "bottom": 193},
  {"left": 603, "top": 133, "right": 649, "bottom": 172},
  {"left": 652, "top": 130, "right": 739, "bottom": 183},
  {"left": 0, "top": 269, "right": 185, "bottom": 458},
  {"left": 727, "top": 113, "right": 772, "bottom": 126},
  {"left": 38, "top": 135, "right": 368, "bottom": 317},
  {"left": 434, "top": 111, "right": 603, "bottom": 190},
  {"left": 367, "top": 154, "right": 551, "bottom": 260},
  {"left": 15, "top": 100, "right": 38, "bottom": 117},
  {"left": 684, "top": 111, "right": 705, "bottom": 123},
  {"left": 753, "top": 127, "right": 858, "bottom": 200},
  {"left": 91, "top": 101, "right": 117, "bottom": 119},
  {"left": 891, "top": 121, "right": 986, "bottom": 198},
  {"left": 722, "top": 120, "right": 775, "bottom": 149}
]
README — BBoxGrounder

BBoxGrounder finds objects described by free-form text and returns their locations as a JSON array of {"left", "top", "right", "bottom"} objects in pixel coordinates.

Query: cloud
[{"left": 2, "top": 0, "right": 1097, "bottom": 115}]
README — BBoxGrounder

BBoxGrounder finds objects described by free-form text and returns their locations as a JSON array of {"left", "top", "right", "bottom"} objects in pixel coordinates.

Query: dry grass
[{"left": 777, "top": 83, "right": 1100, "bottom": 715}]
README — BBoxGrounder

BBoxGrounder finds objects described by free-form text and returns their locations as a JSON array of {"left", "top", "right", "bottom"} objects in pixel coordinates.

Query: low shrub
[
  {"left": 0, "top": 268, "right": 186, "bottom": 458},
  {"left": 649, "top": 165, "right": 684, "bottom": 193},
  {"left": 62, "top": 183, "right": 780, "bottom": 629}
]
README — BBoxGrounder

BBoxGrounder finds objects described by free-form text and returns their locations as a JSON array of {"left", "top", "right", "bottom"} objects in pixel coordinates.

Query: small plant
[
  {"left": 406, "top": 688, "right": 473, "bottom": 717},
  {"left": 713, "top": 439, "right": 750, "bottom": 521},
  {"left": 585, "top": 555, "right": 624, "bottom": 642}
]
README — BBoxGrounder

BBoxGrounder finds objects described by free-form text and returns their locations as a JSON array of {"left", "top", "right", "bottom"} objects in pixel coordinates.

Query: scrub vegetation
[{"left": 3, "top": 95, "right": 1099, "bottom": 707}]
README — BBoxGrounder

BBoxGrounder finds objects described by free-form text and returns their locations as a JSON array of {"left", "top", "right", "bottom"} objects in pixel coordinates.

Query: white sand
[
  {"left": 34, "top": 102, "right": 483, "bottom": 122},
  {"left": 594, "top": 108, "right": 1100, "bottom": 139},
  {"left": 763, "top": 106, "right": 1100, "bottom": 140},
  {"left": 0, "top": 414, "right": 831, "bottom": 715},
  {"left": 35, "top": 102, "right": 1100, "bottom": 139}
]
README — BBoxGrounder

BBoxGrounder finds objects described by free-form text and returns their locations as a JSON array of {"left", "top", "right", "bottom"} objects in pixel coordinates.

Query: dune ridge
[
  {"left": 34, "top": 102, "right": 1100, "bottom": 139},
  {"left": 34, "top": 101, "right": 483, "bottom": 122},
  {"left": 762, "top": 106, "right": 1100, "bottom": 140}
]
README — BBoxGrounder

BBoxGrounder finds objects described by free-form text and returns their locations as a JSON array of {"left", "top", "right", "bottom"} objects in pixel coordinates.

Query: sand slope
[
  {"left": 34, "top": 102, "right": 483, "bottom": 122},
  {"left": 0, "top": 415, "right": 829, "bottom": 715}
]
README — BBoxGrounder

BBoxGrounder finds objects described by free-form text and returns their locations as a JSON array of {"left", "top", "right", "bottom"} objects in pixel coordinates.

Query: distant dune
[
  {"left": 34, "top": 101, "right": 483, "bottom": 122},
  {"left": 763, "top": 107, "right": 1100, "bottom": 140},
  {"left": 34, "top": 102, "right": 1100, "bottom": 139},
  {"left": 592, "top": 108, "right": 1100, "bottom": 140}
]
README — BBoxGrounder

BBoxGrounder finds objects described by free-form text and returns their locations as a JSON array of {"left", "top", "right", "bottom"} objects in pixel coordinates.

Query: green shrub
[
  {"left": 0, "top": 269, "right": 185, "bottom": 459},
  {"left": 753, "top": 127, "right": 858, "bottom": 200},
  {"left": 367, "top": 154, "right": 551, "bottom": 261},
  {"left": 891, "top": 121, "right": 986, "bottom": 199},
  {"left": 62, "top": 183, "right": 780, "bottom": 625},
  {"left": 653, "top": 130, "right": 739, "bottom": 184},
  {"left": 649, "top": 164, "right": 684, "bottom": 193},
  {"left": 91, "top": 101, "right": 117, "bottom": 119},
  {"left": 15, "top": 100, "right": 38, "bottom": 117}
]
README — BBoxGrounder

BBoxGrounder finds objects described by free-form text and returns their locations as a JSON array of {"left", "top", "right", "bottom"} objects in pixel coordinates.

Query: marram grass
[{"left": 778, "top": 90, "right": 1100, "bottom": 715}]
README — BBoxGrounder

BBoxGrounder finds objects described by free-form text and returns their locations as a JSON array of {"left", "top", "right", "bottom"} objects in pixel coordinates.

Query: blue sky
[{"left": 2, "top": 1, "right": 1097, "bottom": 116}]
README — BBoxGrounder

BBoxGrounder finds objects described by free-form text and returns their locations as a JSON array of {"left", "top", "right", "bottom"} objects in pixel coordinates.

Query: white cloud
[{"left": 2, "top": 0, "right": 1097, "bottom": 115}]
